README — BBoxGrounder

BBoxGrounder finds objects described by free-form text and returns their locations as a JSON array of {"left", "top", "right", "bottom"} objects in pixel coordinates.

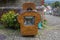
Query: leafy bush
[{"left": 1, "top": 11, "right": 20, "bottom": 29}]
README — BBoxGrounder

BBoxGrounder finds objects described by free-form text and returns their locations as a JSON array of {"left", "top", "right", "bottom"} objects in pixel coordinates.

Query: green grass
[{"left": 0, "top": 24, "right": 5, "bottom": 29}]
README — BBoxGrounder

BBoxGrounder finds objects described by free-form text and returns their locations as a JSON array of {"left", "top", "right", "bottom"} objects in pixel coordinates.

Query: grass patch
[{"left": 0, "top": 24, "right": 5, "bottom": 29}]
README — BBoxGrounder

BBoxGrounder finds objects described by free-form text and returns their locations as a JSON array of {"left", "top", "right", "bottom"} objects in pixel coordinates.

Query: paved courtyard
[{"left": 0, "top": 15, "right": 60, "bottom": 40}]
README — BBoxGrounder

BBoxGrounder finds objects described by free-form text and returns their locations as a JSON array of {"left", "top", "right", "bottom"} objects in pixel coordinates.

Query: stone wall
[{"left": 0, "top": 0, "right": 41, "bottom": 7}]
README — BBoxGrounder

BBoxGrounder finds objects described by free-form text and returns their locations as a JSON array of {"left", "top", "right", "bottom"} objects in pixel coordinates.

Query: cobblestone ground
[
  {"left": 45, "top": 15, "right": 60, "bottom": 26},
  {"left": 0, "top": 15, "right": 60, "bottom": 40}
]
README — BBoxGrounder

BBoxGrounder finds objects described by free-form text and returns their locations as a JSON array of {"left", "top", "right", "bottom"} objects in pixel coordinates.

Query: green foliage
[
  {"left": 44, "top": 3, "right": 48, "bottom": 7},
  {"left": 51, "top": 1, "right": 60, "bottom": 8},
  {"left": 1, "top": 11, "right": 20, "bottom": 29},
  {"left": 43, "top": 20, "right": 47, "bottom": 25}
]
